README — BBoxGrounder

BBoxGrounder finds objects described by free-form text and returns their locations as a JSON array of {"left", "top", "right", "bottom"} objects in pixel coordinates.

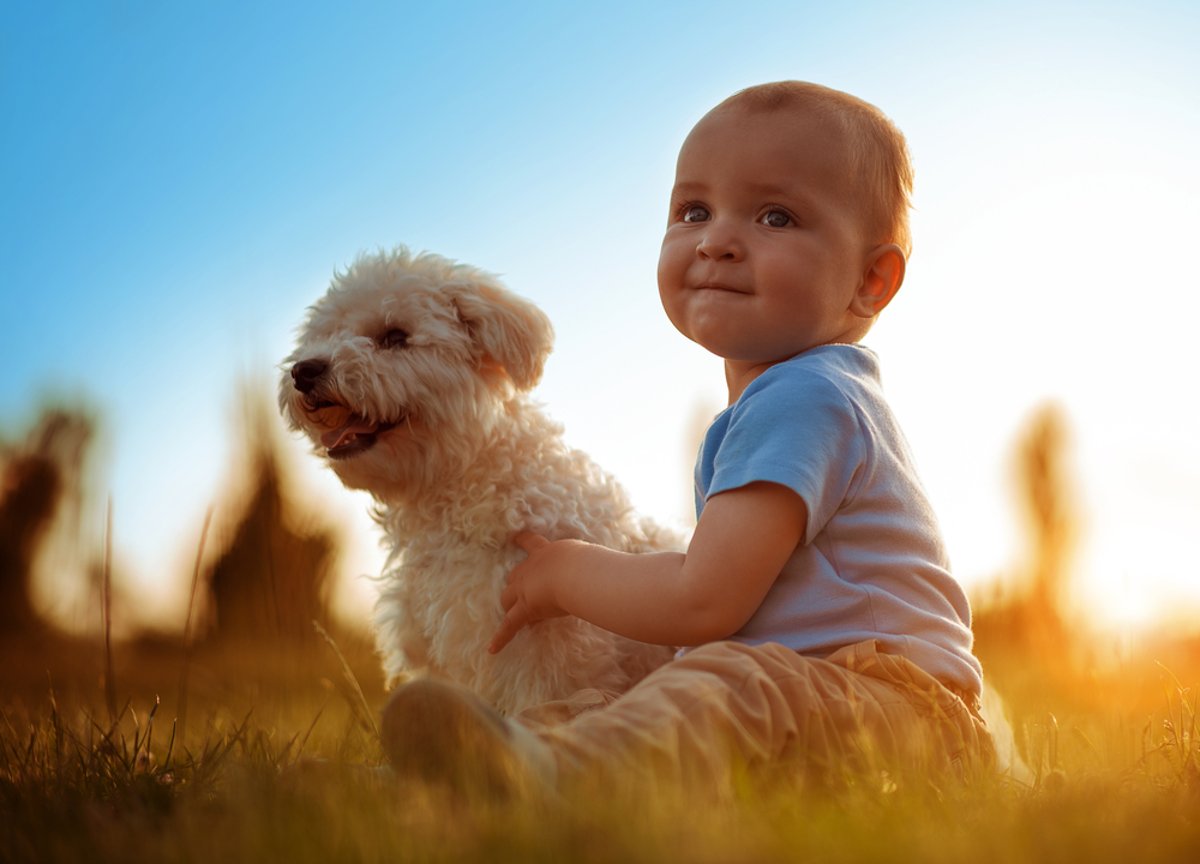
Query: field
[
  {"left": 3, "top": 404, "right": 1198, "bottom": 861},
  {"left": 2, "top": 617, "right": 1199, "bottom": 864}
]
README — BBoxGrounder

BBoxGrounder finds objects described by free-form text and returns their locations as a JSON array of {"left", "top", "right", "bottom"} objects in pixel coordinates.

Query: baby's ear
[
  {"left": 447, "top": 278, "right": 555, "bottom": 391},
  {"left": 851, "top": 244, "right": 906, "bottom": 319}
]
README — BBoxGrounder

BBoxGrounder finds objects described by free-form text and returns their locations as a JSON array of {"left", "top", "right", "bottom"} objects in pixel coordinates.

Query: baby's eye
[
  {"left": 760, "top": 209, "right": 792, "bottom": 228},
  {"left": 680, "top": 204, "right": 710, "bottom": 223}
]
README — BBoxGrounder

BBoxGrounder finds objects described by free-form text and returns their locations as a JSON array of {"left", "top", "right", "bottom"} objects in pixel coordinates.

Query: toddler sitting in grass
[{"left": 383, "top": 80, "right": 994, "bottom": 796}]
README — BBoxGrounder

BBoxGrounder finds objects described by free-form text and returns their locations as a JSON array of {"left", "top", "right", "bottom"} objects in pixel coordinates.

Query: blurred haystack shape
[
  {"left": 0, "top": 406, "right": 95, "bottom": 638},
  {"left": 201, "top": 383, "right": 336, "bottom": 648},
  {"left": 1016, "top": 404, "right": 1077, "bottom": 645},
  {"left": 974, "top": 402, "right": 1081, "bottom": 668}
]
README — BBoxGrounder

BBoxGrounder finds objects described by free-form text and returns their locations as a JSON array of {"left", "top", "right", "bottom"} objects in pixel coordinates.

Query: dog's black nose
[{"left": 291, "top": 359, "right": 329, "bottom": 394}]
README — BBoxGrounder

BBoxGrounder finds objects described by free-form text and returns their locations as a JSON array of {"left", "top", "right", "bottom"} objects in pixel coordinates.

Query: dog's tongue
[{"left": 320, "top": 416, "right": 378, "bottom": 450}]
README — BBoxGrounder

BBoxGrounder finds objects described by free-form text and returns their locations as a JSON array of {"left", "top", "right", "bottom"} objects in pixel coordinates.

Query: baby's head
[
  {"left": 659, "top": 81, "right": 913, "bottom": 380},
  {"left": 713, "top": 81, "right": 914, "bottom": 255}
]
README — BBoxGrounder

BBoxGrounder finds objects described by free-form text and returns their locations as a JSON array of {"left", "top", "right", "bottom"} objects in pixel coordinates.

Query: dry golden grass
[
  {"left": 2, "top": 619, "right": 1199, "bottom": 864},
  {"left": 4, "top": 400, "right": 1198, "bottom": 861}
]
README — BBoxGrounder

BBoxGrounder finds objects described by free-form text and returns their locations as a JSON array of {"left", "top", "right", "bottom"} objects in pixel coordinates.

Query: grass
[
  {"left": 15, "top": 377, "right": 1190, "bottom": 858},
  {"left": 3, "top": 624, "right": 1200, "bottom": 863}
]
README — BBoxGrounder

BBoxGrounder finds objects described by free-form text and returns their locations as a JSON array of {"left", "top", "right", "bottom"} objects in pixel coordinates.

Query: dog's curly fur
[{"left": 280, "top": 247, "right": 676, "bottom": 715}]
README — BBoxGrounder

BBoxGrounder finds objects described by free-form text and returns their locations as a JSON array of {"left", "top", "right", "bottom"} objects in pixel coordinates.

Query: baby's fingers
[
  {"left": 513, "top": 531, "right": 550, "bottom": 554},
  {"left": 488, "top": 602, "right": 527, "bottom": 654},
  {"left": 499, "top": 579, "right": 518, "bottom": 611}
]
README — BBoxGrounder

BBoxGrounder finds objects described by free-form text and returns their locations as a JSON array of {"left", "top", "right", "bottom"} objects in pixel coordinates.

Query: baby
[{"left": 382, "top": 81, "right": 993, "bottom": 795}]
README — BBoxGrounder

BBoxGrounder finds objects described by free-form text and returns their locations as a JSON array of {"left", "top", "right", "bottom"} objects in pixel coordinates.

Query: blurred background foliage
[
  {"left": 0, "top": 387, "right": 379, "bottom": 730},
  {"left": 0, "top": 388, "right": 1197, "bottom": 740}
]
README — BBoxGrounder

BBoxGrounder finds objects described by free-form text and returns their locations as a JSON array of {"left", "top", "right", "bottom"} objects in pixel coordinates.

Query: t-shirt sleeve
[{"left": 705, "top": 369, "right": 866, "bottom": 544}]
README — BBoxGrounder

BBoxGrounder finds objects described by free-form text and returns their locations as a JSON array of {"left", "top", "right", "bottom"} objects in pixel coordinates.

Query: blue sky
[{"left": 3, "top": 1, "right": 1199, "bottom": 632}]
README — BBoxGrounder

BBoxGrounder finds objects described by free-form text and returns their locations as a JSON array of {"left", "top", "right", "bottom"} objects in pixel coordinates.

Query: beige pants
[{"left": 519, "top": 640, "right": 994, "bottom": 792}]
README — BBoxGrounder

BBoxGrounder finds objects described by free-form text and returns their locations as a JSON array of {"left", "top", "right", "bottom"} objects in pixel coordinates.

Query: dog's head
[{"left": 280, "top": 247, "right": 553, "bottom": 498}]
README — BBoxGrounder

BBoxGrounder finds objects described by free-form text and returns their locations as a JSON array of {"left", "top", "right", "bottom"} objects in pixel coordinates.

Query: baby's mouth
[
  {"left": 304, "top": 399, "right": 402, "bottom": 459},
  {"left": 694, "top": 282, "right": 749, "bottom": 294}
]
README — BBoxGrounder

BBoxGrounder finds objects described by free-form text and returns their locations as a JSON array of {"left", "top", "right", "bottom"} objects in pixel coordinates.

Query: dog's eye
[{"left": 378, "top": 328, "right": 409, "bottom": 349}]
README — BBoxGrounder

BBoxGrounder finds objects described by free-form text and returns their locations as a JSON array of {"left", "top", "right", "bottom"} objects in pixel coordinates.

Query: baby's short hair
[{"left": 715, "top": 81, "right": 914, "bottom": 256}]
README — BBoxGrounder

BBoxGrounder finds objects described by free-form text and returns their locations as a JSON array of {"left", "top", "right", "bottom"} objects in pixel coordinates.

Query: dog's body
[{"left": 281, "top": 248, "right": 675, "bottom": 715}]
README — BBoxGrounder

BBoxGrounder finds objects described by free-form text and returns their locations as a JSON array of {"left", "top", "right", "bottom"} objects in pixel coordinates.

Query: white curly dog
[{"left": 280, "top": 247, "right": 675, "bottom": 715}]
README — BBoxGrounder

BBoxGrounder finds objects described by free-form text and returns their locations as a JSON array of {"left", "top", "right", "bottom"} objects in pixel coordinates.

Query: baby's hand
[{"left": 488, "top": 532, "right": 571, "bottom": 654}]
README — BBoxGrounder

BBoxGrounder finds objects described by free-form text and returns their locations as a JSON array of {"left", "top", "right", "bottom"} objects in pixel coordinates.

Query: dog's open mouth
[{"left": 304, "top": 400, "right": 402, "bottom": 460}]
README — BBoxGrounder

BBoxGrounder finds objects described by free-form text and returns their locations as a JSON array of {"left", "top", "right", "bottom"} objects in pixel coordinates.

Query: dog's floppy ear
[{"left": 448, "top": 279, "right": 554, "bottom": 391}]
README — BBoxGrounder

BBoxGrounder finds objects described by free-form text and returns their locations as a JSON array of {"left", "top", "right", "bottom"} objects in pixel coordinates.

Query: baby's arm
[{"left": 488, "top": 481, "right": 806, "bottom": 653}]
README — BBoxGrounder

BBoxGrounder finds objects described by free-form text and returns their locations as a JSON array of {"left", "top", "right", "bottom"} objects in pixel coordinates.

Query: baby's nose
[{"left": 696, "top": 223, "right": 744, "bottom": 261}]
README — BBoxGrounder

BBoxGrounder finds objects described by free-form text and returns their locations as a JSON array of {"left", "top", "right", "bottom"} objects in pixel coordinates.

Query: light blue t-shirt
[{"left": 695, "top": 343, "right": 982, "bottom": 696}]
